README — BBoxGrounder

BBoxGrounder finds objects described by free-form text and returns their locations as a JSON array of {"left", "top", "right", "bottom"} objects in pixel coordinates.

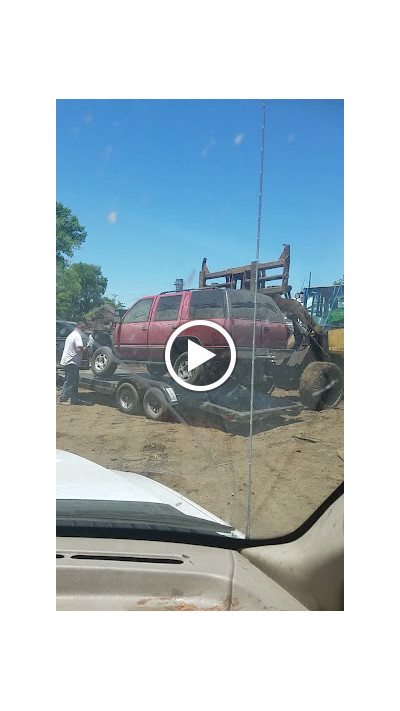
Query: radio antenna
[{"left": 246, "top": 99, "right": 266, "bottom": 538}]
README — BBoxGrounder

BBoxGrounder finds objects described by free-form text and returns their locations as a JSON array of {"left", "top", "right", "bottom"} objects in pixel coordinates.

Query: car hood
[{"left": 56, "top": 450, "right": 244, "bottom": 538}]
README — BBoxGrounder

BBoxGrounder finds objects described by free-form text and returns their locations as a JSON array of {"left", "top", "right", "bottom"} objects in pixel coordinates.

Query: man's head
[{"left": 76, "top": 321, "right": 87, "bottom": 333}]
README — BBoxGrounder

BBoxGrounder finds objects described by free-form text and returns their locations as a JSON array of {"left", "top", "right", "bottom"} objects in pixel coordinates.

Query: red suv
[{"left": 90, "top": 288, "right": 289, "bottom": 384}]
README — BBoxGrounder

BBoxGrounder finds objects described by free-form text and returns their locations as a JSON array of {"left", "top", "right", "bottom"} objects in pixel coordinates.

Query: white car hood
[{"left": 57, "top": 450, "right": 244, "bottom": 537}]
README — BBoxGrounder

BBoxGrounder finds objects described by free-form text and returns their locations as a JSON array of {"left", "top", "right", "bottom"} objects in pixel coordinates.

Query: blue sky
[{"left": 56, "top": 99, "right": 343, "bottom": 307}]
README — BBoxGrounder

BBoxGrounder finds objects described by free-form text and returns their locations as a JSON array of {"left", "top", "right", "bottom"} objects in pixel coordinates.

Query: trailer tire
[
  {"left": 146, "top": 363, "right": 167, "bottom": 377},
  {"left": 299, "top": 361, "right": 343, "bottom": 411},
  {"left": 143, "top": 388, "right": 171, "bottom": 421},
  {"left": 116, "top": 382, "right": 141, "bottom": 415},
  {"left": 91, "top": 347, "right": 117, "bottom": 377}
]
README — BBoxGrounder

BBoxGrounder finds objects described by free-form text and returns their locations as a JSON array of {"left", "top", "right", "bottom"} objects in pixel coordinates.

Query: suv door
[
  {"left": 256, "top": 295, "right": 287, "bottom": 348},
  {"left": 117, "top": 297, "right": 154, "bottom": 360},
  {"left": 147, "top": 294, "right": 183, "bottom": 362},
  {"left": 182, "top": 289, "right": 229, "bottom": 350},
  {"left": 227, "top": 291, "right": 262, "bottom": 348}
]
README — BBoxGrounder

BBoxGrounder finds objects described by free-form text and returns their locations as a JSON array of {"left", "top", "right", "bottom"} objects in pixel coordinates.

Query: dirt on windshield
[{"left": 56, "top": 380, "right": 343, "bottom": 538}]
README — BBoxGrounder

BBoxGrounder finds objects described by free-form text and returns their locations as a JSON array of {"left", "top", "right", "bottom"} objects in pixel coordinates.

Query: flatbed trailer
[{"left": 73, "top": 370, "right": 303, "bottom": 432}]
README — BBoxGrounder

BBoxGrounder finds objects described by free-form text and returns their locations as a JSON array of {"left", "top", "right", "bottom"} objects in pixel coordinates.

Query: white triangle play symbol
[{"left": 187, "top": 339, "right": 216, "bottom": 372}]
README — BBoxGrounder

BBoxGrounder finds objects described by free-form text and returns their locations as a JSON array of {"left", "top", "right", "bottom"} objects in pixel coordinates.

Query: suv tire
[
  {"left": 173, "top": 351, "right": 203, "bottom": 385},
  {"left": 91, "top": 346, "right": 118, "bottom": 377}
]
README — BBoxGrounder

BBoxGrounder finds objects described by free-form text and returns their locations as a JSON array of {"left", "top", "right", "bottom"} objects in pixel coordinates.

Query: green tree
[
  {"left": 56, "top": 263, "right": 108, "bottom": 320},
  {"left": 56, "top": 202, "right": 87, "bottom": 266},
  {"left": 68, "top": 262, "right": 108, "bottom": 316},
  {"left": 333, "top": 276, "right": 344, "bottom": 285},
  {"left": 56, "top": 263, "right": 82, "bottom": 318},
  {"left": 102, "top": 295, "right": 126, "bottom": 310}
]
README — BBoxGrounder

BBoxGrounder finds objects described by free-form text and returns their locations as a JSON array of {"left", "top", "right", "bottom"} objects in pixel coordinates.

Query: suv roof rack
[{"left": 158, "top": 286, "right": 221, "bottom": 295}]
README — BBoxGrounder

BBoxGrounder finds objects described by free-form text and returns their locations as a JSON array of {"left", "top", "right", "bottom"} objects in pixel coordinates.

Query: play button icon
[
  {"left": 187, "top": 339, "right": 216, "bottom": 372},
  {"left": 165, "top": 319, "right": 237, "bottom": 392}
]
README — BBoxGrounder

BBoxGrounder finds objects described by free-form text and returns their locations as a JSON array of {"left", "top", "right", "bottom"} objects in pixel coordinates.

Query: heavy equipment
[
  {"left": 199, "top": 245, "right": 343, "bottom": 410},
  {"left": 302, "top": 284, "right": 344, "bottom": 369}
]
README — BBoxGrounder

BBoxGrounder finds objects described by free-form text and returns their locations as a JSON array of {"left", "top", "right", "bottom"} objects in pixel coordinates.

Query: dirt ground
[{"left": 56, "top": 378, "right": 343, "bottom": 538}]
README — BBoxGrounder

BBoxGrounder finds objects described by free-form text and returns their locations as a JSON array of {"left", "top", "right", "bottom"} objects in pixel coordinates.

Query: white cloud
[
  {"left": 233, "top": 133, "right": 244, "bottom": 146},
  {"left": 107, "top": 212, "right": 117, "bottom": 224},
  {"left": 201, "top": 137, "right": 216, "bottom": 156}
]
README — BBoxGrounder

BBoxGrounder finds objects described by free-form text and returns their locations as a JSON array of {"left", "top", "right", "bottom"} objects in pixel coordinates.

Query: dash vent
[{"left": 69, "top": 554, "right": 184, "bottom": 564}]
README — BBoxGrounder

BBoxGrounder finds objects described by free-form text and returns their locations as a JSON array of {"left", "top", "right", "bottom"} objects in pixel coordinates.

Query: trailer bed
[{"left": 74, "top": 370, "right": 302, "bottom": 426}]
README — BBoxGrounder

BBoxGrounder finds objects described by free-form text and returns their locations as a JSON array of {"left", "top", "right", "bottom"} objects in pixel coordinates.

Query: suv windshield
[{"left": 56, "top": 99, "right": 344, "bottom": 540}]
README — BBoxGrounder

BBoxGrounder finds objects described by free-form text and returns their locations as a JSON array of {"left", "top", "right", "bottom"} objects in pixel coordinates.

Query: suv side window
[
  {"left": 123, "top": 298, "right": 154, "bottom": 323},
  {"left": 189, "top": 290, "right": 225, "bottom": 319},
  {"left": 228, "top": 291, "right": 256, "bottom": 319},
  {"left": 256, "top": 295, "right": 285, "bottom": 323},
  {"left": 228, "top": 291, "right": 285, "bottom": 323},
  {"left": 154, "top": 295, "right": 182, "bottom": 321}
]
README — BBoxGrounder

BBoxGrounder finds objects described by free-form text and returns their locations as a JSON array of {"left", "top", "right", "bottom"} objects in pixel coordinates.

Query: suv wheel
[
  {"left": 91, "top": 346, "right": 118, "bottom": 377},
  {"left": 173, "top": 351, "right": 203, "bottom": 385}
]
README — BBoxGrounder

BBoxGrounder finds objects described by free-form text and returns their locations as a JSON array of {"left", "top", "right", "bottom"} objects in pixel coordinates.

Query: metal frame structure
[{"left": 199, "top": 245, "right": 291, "bottom": 296}]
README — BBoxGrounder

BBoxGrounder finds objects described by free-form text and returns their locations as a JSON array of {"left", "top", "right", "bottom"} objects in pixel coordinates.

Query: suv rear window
[
  {"left": 154, "top": 295, "right": 182, "bottom": 321},
  {"left": 227, "top": 290, "right": 285, "bottom": 323},
  {"left": 189, "top": 290, "right": 225, "bottom": 319}
]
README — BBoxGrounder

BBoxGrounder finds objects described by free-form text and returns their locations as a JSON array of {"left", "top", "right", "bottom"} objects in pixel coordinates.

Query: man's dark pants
[{"left": 59, "top": 364, "right": 80, "bottom": 404}]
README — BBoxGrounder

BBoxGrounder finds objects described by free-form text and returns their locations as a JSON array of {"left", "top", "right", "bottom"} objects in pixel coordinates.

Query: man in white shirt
[{"left": 59, "top": 322, "right": 87, "bottom": 405}]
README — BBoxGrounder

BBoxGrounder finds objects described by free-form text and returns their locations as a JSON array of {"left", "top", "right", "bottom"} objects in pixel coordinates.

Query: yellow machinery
[{"left": 302, "top": 285, "right": 344, "bottom": 365}]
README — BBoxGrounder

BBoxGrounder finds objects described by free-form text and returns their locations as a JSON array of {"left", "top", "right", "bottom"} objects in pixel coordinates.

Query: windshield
[{"left": 56, "top": 99, "right": 344, "bottom": 540}]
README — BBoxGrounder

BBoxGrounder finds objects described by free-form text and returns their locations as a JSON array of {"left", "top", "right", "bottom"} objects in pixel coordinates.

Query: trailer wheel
[
  {"left": 143, "top": 388, "right": 170, "bottom": 421},
  {"left": 91, "top": 347, "right": 117, "bottom": 377},
  {"left": 116, "top": 382, "right": 141, "bottom": 415},
  {"left": 146, "top": 363, "right": 167, "bottom": 377},
  {"left": 299, "top": 361, "right": 343, "bottom": 411}
]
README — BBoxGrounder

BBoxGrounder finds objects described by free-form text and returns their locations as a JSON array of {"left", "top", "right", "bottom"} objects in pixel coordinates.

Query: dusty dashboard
[{"left": 56, "top": 537, "right": 307, "bottom": 611}]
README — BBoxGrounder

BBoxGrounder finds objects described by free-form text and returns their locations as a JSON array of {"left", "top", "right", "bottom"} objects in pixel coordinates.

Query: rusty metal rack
[{"left": 198, "top": 245, "right": 291, "bottom": 296}]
